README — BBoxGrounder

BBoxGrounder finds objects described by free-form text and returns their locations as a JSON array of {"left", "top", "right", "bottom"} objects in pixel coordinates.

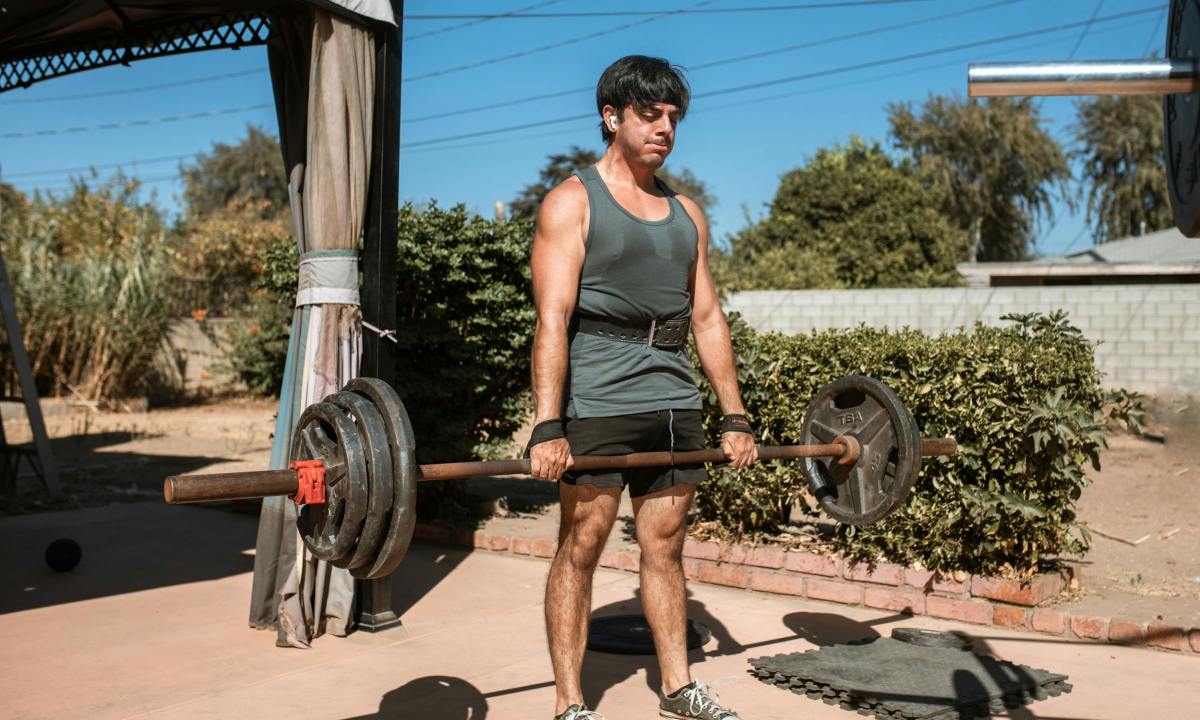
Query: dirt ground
[{"left": 1, "top": 396, "right": 1197, "bottom": 626}]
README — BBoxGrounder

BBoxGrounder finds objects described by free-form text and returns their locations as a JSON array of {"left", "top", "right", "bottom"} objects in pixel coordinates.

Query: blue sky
[{"left": 0, "top": 0, "right": 1167, "bottom": 256}]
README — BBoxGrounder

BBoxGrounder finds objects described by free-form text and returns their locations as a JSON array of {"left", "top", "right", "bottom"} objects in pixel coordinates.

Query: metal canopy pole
[
  {"left": 355, "top": 0, "right": 402, "bottom": 633},
  {"left": 968, "top": 59, "right": 1200, "bottom": 97}
]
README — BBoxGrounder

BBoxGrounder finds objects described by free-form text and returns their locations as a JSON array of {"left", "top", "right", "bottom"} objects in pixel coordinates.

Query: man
[{"left": 528, "top": 55, "right": 758, "bottom": 720}]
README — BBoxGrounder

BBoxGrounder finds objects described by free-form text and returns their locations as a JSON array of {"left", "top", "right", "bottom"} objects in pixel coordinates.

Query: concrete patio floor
[{"left": 2, "top": 502, "right": 1196, "bottom": 720}]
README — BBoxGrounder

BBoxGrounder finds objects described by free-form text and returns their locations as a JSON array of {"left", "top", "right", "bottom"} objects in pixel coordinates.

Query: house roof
[{"left": 1057, "top": 227, "right": 1200, "bottom": 265}]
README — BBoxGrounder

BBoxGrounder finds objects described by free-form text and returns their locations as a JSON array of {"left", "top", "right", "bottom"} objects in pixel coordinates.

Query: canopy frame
[{"left": 0, "top": 0, "right": 403, "bottom": 634}]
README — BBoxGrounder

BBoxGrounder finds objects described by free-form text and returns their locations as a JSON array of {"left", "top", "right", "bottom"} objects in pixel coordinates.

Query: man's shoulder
[
  {"left": 671, "top": 193, "right": 707, "bottom": 230},
  {"left": 540, "top": 175, "right": 588, "bottom": 219}
]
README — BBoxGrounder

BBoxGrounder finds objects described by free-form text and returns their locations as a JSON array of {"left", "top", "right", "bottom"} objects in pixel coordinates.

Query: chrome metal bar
[{"left": 968, "top": 59, "right": 1198, "bottom": 97}]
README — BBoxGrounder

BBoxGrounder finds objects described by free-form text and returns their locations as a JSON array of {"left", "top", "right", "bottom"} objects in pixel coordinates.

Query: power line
[
  {"left": 3, "top": 153, "right": 199, "bottom": 180},
  {"left": 1143, "top": 7, "right": 1166, "bottom": 57},
  {"left": 402, "top": 15, "right": 1154, "bottom": 157},
  {"left": 0, "top": 104, "right": 273, "bottom": 140},
  {"left": 405, "top": 0, "right": 935, "bottom": 20},
  {"left": 0, "top": 68, "right": 266, "bottom": 105},
  {"left": 403, "top": 5, "right": 1160, "bottom": 148},
  {"left": 405, "top": 0, "right": 567, "bottom": 41},
  {"left": 11, "top": 173, "right": 181, "bottom": 195},
  {"left": 403, "top": 0, "right": 1024, "bottom": 124},
  {"left": 404, "top": 0, "right": 720, "bottom": 83},
  {"left": 1066, "top": 0, "right": 1104, "bottom": 59}
]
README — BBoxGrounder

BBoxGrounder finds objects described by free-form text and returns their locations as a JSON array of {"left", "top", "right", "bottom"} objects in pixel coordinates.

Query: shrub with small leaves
[{"left": 694, "top": 310, "right": 1114, "bottom": 578}]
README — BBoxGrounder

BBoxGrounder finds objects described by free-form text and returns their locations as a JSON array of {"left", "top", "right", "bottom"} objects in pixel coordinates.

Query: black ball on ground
[{"left": 45, "top": 538, "right": 82, "bottom": 572}]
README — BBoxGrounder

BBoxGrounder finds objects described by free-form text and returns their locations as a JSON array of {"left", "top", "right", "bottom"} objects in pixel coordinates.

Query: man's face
[{"left": 606, "top": 102, "right": 680, "bottom": 169}]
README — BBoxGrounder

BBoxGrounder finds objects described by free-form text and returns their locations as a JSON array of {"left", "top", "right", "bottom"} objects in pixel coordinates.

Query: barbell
[
  {"left": 968, "top": 0, "right": 1200, "bottom": 236},
  {"left": 163, "top": 375, "right": 957, "bottom": 580}
]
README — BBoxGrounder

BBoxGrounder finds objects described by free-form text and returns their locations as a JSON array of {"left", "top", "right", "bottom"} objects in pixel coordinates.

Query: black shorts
[{"left": 562, "top": 409, "right": 709, "bottom": 499}]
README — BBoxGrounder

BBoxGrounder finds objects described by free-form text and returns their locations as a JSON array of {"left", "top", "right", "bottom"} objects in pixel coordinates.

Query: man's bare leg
[
  {"left": 632, "top": 482, "right": 695, "bottom": 695},
  {"left": 546, "top": 482, "right": 621, "bottom": 714}
]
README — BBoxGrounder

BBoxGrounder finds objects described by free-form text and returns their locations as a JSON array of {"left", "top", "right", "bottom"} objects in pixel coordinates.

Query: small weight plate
[
  {"left": 891, "top": 627, "right": 973, "bottom": 651},
  {"left": 326, "top": 390, "right": 394, "bottom": 571},
  {"left": 345, "top": 377, "right": 418, "bottom": 580},
  {"left": 800, "top": 376, "right": 921, "bottom": 526},
  {"left": 586, "top": 614, "right": 712, "bottom": 655},
  {"left": 1166, "top": 0, "right": 1200, "bottom": 236},
  {"left": 291, "top": 402, "right": 369, "bottom": 566}
]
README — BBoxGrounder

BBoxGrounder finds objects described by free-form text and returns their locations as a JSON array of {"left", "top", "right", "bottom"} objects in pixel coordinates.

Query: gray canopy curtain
[{"left": 249, "top": 8, "right": 376, "bottom": 648}]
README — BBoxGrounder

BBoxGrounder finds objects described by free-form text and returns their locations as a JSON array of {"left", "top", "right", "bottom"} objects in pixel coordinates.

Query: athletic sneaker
[
  {"left": 659, "top": 680, "right": 742, "bottom": 719},
  {"left": 554, "top": 704, "right": 604, "bottom": 720}
]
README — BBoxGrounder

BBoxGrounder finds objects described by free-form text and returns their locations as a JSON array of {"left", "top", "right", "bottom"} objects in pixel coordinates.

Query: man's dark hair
[{"left": 595, "top": 55, "right": 690, "bottom": 144}]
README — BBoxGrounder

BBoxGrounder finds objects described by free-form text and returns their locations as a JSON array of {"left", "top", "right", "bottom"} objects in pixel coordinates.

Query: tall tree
[
  {"left": 711, "top": 138, "right": 970, "bottom": 291},
  {"left": 180, "top": 125, "right": 288, "bottom": 219},
  {"left": 509, "top": 145, "right": 715, "bottom": 221},
  {"left": 1073, "top": 94, "right": 1170, "bottom": 243},
  {"left": 888, "top": 95, "right": 1072, "bottom": 262}
]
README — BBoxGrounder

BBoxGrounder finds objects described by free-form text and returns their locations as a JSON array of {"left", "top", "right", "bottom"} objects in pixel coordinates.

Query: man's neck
[{"left": 597, "top": 147, "right": 659, "bottom": 192}]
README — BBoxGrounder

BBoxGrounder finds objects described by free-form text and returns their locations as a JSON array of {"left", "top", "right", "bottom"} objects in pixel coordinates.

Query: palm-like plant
[{"left": 1072, "top": 94, "right": 1171, "bottom": 244}]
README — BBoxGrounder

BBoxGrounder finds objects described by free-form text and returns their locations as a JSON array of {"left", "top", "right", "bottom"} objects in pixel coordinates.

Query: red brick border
[{"left": 413, "top": 523, "right": 1199, "bottom": 657}]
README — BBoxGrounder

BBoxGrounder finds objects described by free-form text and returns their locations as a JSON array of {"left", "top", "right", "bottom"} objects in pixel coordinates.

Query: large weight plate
[
  {"left": 291, "top": 402, "right": 369, "bottom": 565},
  {"left": 345, "top": 377, "right": 418, "bottom": 580},
  {"left": 326, "top": 390, "right": 394, "bottom": 571},
  {"left": 800, "top": 376, "right": 921, "bottom": 526},
  {"left": 587, "top": 615, "right": 712, "bottom": 655},
  {"left": 1166, "top": 0, "right": 1200, "bottom": 236}
]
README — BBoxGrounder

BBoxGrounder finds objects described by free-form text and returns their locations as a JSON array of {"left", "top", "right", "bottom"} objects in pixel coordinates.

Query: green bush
[
  {"left": 694, "top": 311, "right": 1109, "bottom": 578},
  {"left": 223, "top": 203, "right": 537, "bottom": 520},
  {"left": 221, "top": 239, "right": 297, "bottom": 396},
  {"left": 392, "top": 202, "right": 536, "bottom": 463}
]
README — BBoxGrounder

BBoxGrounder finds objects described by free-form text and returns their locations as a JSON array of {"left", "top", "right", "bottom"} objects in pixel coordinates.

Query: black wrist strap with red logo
[{"left": 720, "top": 414, "right": 753, "bottom": 435}]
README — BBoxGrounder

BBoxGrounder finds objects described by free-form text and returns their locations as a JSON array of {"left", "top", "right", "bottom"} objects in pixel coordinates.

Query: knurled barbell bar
[
  {"left": 163, "top": 375, "right": 957, "bottom": 579},
  {"left": 967, "top": 0, "right": 1200, "bottom": 236}
]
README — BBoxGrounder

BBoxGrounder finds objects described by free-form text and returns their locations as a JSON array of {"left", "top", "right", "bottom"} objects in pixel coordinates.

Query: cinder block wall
[{"left": 723, "top": 285, "right": 1200, "bottom": 394}]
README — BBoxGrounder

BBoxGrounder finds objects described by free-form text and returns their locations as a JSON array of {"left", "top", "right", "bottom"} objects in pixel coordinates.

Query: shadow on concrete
[
  {"left": 579, "top": 588, "right": 740, "bottom": 709},
  {"left": 341, "top": 675, "right": 490, "bottom": 719},
  {"left": 389, "top": 541, "right": 476, "bottom": 618},
  {"left": 2, "top": 429, "right": 237, "bottom": 515},
  {"left": 0, "top": 499, "right": 257, "bottom": 614}
]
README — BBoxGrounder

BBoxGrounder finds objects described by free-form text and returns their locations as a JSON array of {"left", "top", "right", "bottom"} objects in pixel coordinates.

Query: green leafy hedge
[
  {"left": 226, "top": 203, "right": 536, "bottom": 460},
  {"left": 694, "top": 311, "right": 1114, "bottom": 578},
  {"left": 393, "top": 203, "right": 536, "bottom": 463}
]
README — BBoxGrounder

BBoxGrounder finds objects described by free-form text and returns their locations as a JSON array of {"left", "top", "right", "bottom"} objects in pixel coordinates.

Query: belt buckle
[{"left": 648, "top": 319, "right": 657, "bottom": 347}]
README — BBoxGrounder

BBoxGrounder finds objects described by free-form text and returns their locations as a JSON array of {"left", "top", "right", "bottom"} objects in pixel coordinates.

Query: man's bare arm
[
  {"left": 679, "top": 195, "right": 756, "bottom": 468},
  {"left": 529, "top": 179, "right": 587, "bottom": 479}
]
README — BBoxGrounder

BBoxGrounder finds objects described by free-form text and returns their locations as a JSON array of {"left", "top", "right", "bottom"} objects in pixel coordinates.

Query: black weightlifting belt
[{"left": 574, "top": 315, "right": 690, "bottom": 349}]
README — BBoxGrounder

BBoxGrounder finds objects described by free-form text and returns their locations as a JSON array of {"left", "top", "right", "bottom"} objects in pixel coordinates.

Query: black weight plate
[
  {"left": 345, "top": 377, "right": 418, "bottom": 580},
  {"left": 800, "top": 376, "right": 921, "bottom": 526},
  {"left": 326, "top": 390, "right": 394, "bottom": 572},
  {"left": 891, "top": 627, "right": 973, "bottom": 651},
  {"left": 291, "top": 402, "right": 369, "bottom": 566},
  {"left": 1166, "top": 0, "right": 1200, "bottom": 236},
  {"left": 586, "top": 614, "right": 712, "bottom": 655}
]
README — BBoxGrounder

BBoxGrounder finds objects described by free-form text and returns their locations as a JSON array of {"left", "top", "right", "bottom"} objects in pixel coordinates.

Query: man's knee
[{"left": 557, "top": 528, "right": 608, "bottom": 570}]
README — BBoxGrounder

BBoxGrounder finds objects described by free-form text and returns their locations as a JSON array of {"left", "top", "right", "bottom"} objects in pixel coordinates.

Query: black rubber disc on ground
[
  {"left": 891, "top": 627, "right": 973, "bottom": 651},
  {"left": 45, "top": 538, "right": 82, "bottom": 572},
  {"left": 587, "top": 614, "right": 712, "bottom": 655},
  {"left": 326, "top": 390, "right": 395, "bottom": 572}
]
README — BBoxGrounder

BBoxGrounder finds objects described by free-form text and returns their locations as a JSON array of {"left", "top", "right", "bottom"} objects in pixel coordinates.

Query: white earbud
[{"left": 609, "top": 116, "right": 617, "bottom": 129}]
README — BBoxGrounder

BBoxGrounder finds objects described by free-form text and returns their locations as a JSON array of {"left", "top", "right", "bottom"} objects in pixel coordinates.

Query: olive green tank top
[{"left": 565, "top": 165, "right": 703, "bottom": 418}]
